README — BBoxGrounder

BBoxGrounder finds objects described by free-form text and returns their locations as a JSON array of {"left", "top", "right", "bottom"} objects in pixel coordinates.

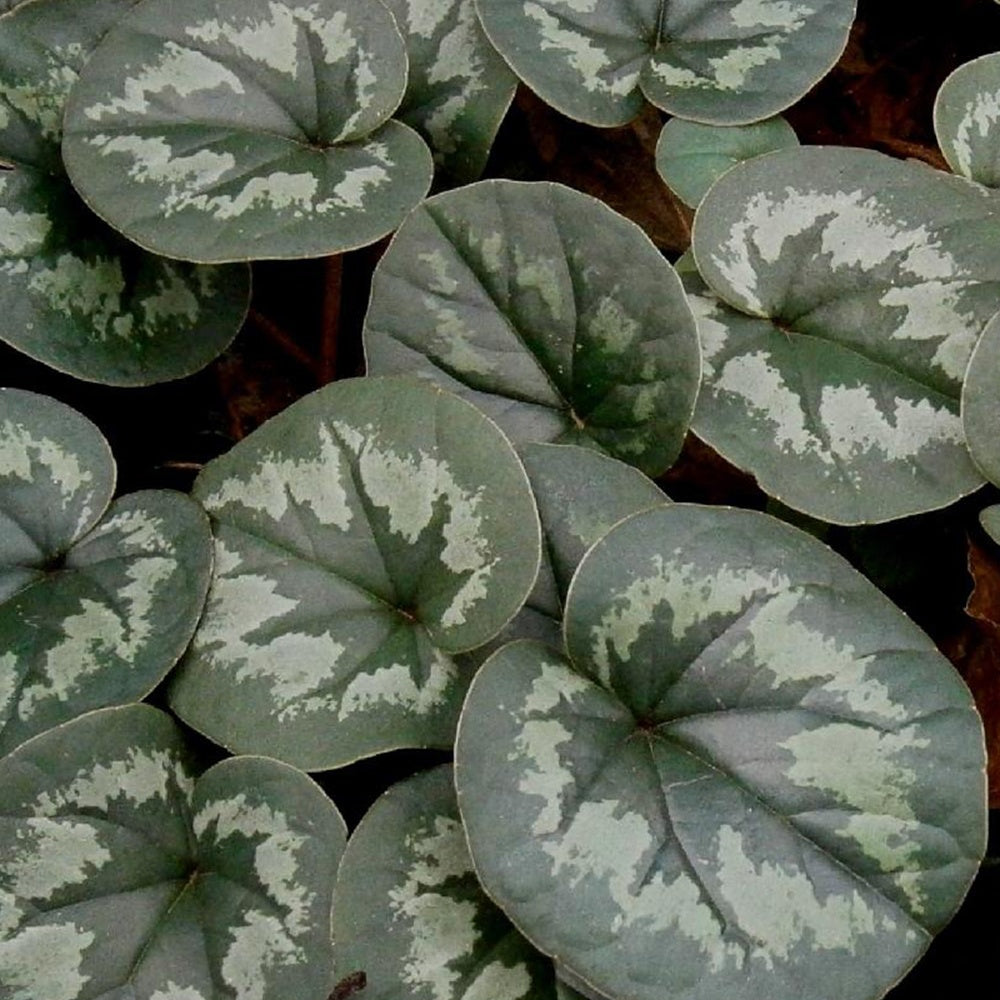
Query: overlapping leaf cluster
[{"left": 1, "top": 2, "right": 999, "bottom": 1000}]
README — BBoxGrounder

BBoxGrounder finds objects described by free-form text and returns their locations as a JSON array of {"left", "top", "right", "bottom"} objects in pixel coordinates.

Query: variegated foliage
[
  {"left": 455, "top": 505, "right": 987, "bottom": 1000},
  {"left": 0, "top": 704, "right": 346, "bottom": 1000},
  {"left": 688, "top": 145, "right": 1000, "bottom": 524},
  {"left": 459, "top": 442, "right": 669, "bottom": 667},
  {"left": 364, "top": 180, "right": 701, "bottom": 477},
  {"left": 935, "top": 51, "right": 1000, "bottom": 188},
  {"left": 475, "top": 0, "right": 856, "bottom": 127},
  {"left": 382, "top": 0, "right": 517, "bottom": 183},
  {"left": 61, "top": 0, "right": 434, "bottom": 262},
  {"left": 0, "top": 389, "right": 212, "bottom": 755},
  {"left": 169, "top": 377, "right": 540, "bottom": 771},
  {"left": 333, "top": 764, "right": 573, "bottom": 1000},
  {"left": 655, "top": 115, "right": 799, "bottom": 209},
  {"left": 0, "top": 0, "right": 249, "bottom": 384},
  {"left": 962, "top": 309, "right": 1000, "bottom": 487}
]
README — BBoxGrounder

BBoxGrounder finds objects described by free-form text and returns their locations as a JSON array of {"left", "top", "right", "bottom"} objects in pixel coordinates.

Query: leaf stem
[{"left": 247, "top": 309, "right": 317, "bottom": 373}]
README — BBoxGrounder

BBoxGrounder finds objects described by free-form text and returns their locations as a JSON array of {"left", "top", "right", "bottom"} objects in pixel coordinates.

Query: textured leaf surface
[
  {"left": 170, "top": 377, "right": 540, "bottom": 770},
  {"left": 364, "top": 179, "right": 701, "bottom": 476},
  {"left": 655, "top": 115, "right": 798, "bottom": 208},
  {"left": 61, "top": 0, "right": 434, "bottom": 262},
  {"left": 383, "top": 0, "right": 517, "bottom": 183},
  {"left": 0, "top": 0, "right": 249, "bottom": 384},
  {"left": 458, "top": 443, "right": 668, "bottom": 668},
  {"left": 962, "top": 309, "right": 1000, "bottom": 487},
  {"left": 334, "top": 764, "right": 562, "bottom": 1000},
  {"left": 935, "top": 52, "right": 1000, "bottom": 187},
  {"left": 475, "top": 0, "right": 856, "bottom": 126},
  {"left": 690, "top": 145, "right": 999, "bottom": 523},
  {"left": 0, "top": 390, "right": 213, "bottom": 753},
  {"left": 456, "top": 505, "right": 987, "bottom": 1000},
  {"left": 0, "top": 705, "right": 345, "bottom": 1000}
]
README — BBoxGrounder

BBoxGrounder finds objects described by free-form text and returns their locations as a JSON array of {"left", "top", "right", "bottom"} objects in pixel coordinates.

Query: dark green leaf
[
  {"left": 456, "top": 505, "right": 986, "bottom": 1000},
  {"left": 364, "top": 180, "right": 701, "bottom": 476}
]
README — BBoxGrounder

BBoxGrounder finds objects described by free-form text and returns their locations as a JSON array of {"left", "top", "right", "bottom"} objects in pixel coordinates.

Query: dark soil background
[{"left": 5, "top": 1, "right": 1000, "bottom": 995}]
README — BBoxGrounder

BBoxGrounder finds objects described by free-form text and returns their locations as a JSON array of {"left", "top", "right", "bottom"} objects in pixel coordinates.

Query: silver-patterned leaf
[
  {"left": 962, "top": 308, "right": 1000, "bottom": 486},
  {"left": 689, "top": 145, "right": 1000, "bottom": 524},
  {"left": 169, "top": 376, "right": 541, "bottom": 771},
  {"left": 455, "top": 505, "right": 987, "bottom": 1000},
  {"left": 935, "top": 52, "right": 1000, "bottom": 188},
  {"left": 61, "top": 0, "right": 434, "bottom": 262},
  {"left": 333, "top": 764, "right": 563, "bottom": 1000},
  {"left": 364, "top": 179, "right": 701, "bottom": 476},
  {"left": 475, "top": 0, "right": 856, "bottom": 127},
  {"left": 0, "top": 705, "right": 346, "bottom": 1000},
  {"left": 0, "top": 0, "right": 249, "bottom": 385},
  {"left": 382, "top": 0, "right": 517, "bottom": 184},
  {"left": 655, "top": 115, "right": 799, "bottom": 209},
  {"left": 0, "top": 390, "right": 213, "bottom": 754},
  {"left": 458, "top": 443, "right": 669, "bottom": 669}
]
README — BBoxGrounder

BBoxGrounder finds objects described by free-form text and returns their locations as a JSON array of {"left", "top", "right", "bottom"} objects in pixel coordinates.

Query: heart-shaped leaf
[
  {"left": 456, "top": 505, "right": 986, "bottom": 1000},
  {"left": 364, "top": 179, "right": 701, "bottom": 476},
  {"left": 169, "top": 376, "right": 541, "bottom": 771},
  {"left": 62, "top": 0, "right": 434, "bottom": 262},
  {"left": 689, "top": 145, "right": 999, "bottom": 523},
  {"left": 962, "top": 309, "right": 1000, "bottom": 487},
  {"left": 0, "top": 390, "right": 213, "bottom": 754},
  {"left": 382, "top": 0, "right": 517, "bottom": 184},
  {"left": 0, "top": 0, "right": 250, "bottom": 385},
  {"left": 655, "top": 115, "right": 799, "bottom": 209},
  {"left": 0, "top": 704, "right": 345, "bottom": 1000},
  {"left": 475, "top": 0, "right": 856, "bottom": 127},
  {"left": 333, "top": 763, "right": 565, "bottom": 1000},
  {"left": 935, "top": 52, "right": 1000, "bottom": 188},
  {"left": 458, "top": 442, "right": 669, "bottom": 667}
]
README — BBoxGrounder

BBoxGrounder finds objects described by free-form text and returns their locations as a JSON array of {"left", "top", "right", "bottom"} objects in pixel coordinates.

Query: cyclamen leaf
[
  {"left": 333, "top": 764, "right": 563, "bottom": 1000},
  {"left": 962, "top": 309, "right": 1000, "bottom": 486},
  {"left": 0, "top": 704, "right": 346, "bottom": 1000},
  {"left": 455, "top": 505, "right": 986, "bottom": 1000},
  {"left": 364, "top": 180, "right": 701, "bottom": 477},
  {"left": 935, "top": 52, "right": 1000, "bottom": 188},
  {"left": 0, "top": 0, "right": 249, "bottom": 384},
  {"left": 61, "top": 0, "right": 434, "bottom": 262},
  {"left": 382, "top": 0, "right": 517, "bottom": 183},
  {"left": 690, "top": 145, "right": 1000, "bottom": 524},
  {"left": 458, "top": 443, "right": 668, "bottom": 667},
  {"left": 0, "top": 390, "right": 213, "bottom": 754},
  {"left": 169, "top": 377, "right": 541, "bottom": 771},
  {"left": 475, "top": 0, "right": 856, "bottom": 127},
  {"left": 655, "top": 115, "right": 799, "bottom": 209}
]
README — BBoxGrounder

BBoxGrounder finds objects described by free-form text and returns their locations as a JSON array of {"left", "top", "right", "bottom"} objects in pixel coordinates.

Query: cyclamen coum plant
[{"left": 1, "top": 2, "right": 998, "bottom": 1000}]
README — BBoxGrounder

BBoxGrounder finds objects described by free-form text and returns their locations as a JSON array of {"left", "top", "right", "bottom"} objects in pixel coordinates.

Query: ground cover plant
[{"left": 2, "top": 1, "right": 1000, "bottom": 999}]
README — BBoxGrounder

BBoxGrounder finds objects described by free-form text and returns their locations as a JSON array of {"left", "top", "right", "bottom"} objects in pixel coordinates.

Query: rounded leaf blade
[
  {"left": 1, "top": 489, "right": 213, "bottom": 754},
  {"left": 475, "top": 1, "right": 856, "bottom": 127},
  {"left": 655, "top": 115, "right": 799, "bottom": 209},
  {"left": 170, "top": 376, "right": 541, "bottom": 770},
  {"left": 383, "top": 0, "right": 517, "bottom": 184},
  {"left": 61, "top": 0, "right": 434, "bottom": 262},
  {"left": 364, "top": 179, "right": 701, "bottom": 476},
  {"left": 0, "top": 705, "right": 346, "bottom": 1000},
  {"left": 333, "top": 764, "right": 562, "bottom": 1000},
  {"left": 456, "top": 505, "right": 987, "bottom": 1000},
  {"left": 934, "top": 52, "right": 1000, "bottom": 187},
  {"left": 690, "top": 145, "right": 999, "bottom": 523},
  {"left": 0, "top": 0, "right": 250, "bottom": 384}
]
